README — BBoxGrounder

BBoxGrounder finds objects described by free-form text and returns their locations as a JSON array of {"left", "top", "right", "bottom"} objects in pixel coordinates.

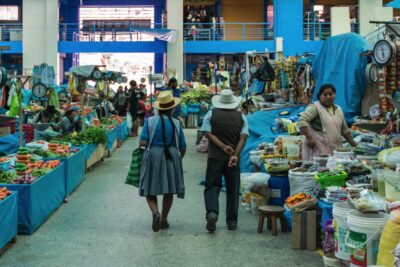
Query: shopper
[
  {"left": 114, "top": 85, "right": 128, "bottom": 117},
  {"left": 298, "top": 84, "right": 357, "bottom": 160},
  {"left": 127, "top": 80, "right": 139, "bottom": 137},
  {"left": 168, "top": 78, "right": 181, "bottom": 119},
  {"left": 201, "top": 89, "right": 248, "bottom": 232},
  {"left": 139, "top": 91, "right": 186, "bottom": 232}
]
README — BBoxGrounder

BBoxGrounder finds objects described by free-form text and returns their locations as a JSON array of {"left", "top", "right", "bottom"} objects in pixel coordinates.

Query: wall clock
[
  {"left": 373, "top": 39, "right": 397, "bottom": 65},
  {"left": 32, "top": 83, "right": 48, "bottom": 98}
]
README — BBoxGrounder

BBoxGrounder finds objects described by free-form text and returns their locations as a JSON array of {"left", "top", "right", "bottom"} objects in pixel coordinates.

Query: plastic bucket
[
  {"left": 345, "top": 211, "right": 389, "bottom": 267},
  {"left": 268, "top": 175, "right": 290, "bottom": 206},
  {"left": 250, "top": 194, "right": 265, "bottom": 215},
  {"left": 333, "top": 202, "right": 355, "bottom": 260},
  {"left": 323, "top": 255, "right": 343, "bottom": 267}
]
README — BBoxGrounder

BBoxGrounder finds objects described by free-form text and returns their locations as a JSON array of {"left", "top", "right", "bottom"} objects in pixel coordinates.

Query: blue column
[
  {"left": 154, "top": 52, "right": 164, "bottom": 73},
  {"left": 264, "top": 0, "right": 268, "bottom": 40},
  {"left": 274, "top": 0, "right": 303, "bottom": 56}
]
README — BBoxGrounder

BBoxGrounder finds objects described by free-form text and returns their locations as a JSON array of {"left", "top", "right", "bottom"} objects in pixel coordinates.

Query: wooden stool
[{"left": 258, "top": 205, "right": 287, "bottom": 236}]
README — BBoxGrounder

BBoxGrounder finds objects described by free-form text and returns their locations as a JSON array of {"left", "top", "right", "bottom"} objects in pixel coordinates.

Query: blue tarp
[
  {"left": 240, "top": 106, "right": 306, "bottom": 172},
  {"left": 318, "top": 200, "right": 333, "bottom": 228},
  {"left": 63, "top": 145, "right": 87, "bottom": 196},
  {"left": 386, "top": 0, "right": 400, "bottom": 8},
  {"left": 0, "top": 133, "right": 24, "bottom": 156},
  {"left": 106, "top": 127, "right": 118, "bottom": 150},
  {"left": 116, "top": 122, "right": 129, "bottom": 141},
  {"left": 0, "top": 191, "right": 18, "bottom": 249},
  {"left": 0, "top": 164, "right": 66, "bottom": 234},
  {"left": 312, "top": 33, "right": 370, "bottom": 124}
]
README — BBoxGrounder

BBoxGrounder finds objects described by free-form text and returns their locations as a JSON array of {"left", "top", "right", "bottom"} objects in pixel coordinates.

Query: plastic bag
[
  {"left": 196, "top": 136, "right": 208, "bottom": 153},
  {"left": 377, "top": 220, "right": 400, "bottom": 267},
  {"left": 48, "top": 89, "right": 60, "bottom": 108},
  {"left": 8, "top": 93, "right": 19, "bottom": 117},
  {"left": 288, "top": 169, "right": 317, "bottom": 195},
  {"left": 126, "top": 112, "right": 133, "bottom": 129},
  {"left": 349, "top": 189, "right": 387, "bottom": 212},
  {"left": 379, "top": 147, "right": 400, "bottom": 169}
]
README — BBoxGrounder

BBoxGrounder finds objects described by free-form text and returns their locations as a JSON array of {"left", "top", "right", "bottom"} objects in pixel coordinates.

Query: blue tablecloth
[
  {"left": 0, "top": 133, "right": 24, "bottom": 156},
  {"left": 63, "top": 145, "right": 87, "bottom": 196},
  {"left": 106, "top": 127, "right": 118, "bottom": 150},
  {"left": 318, "top": 200, "right": 333, "bottom": 228},
  {"left": 0, "top": 191, "right": 18, "bottom": 249},
  {"left": 0, "top": 164, "right": 66, "bottom": 234},
  {"left": 116, "top": 121, "right": 129, "bottom": 141}
]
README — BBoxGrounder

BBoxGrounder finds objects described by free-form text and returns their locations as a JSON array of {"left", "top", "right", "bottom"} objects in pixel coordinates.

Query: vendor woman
[
  {"left": 57, "top": 106, "right": 81, "bottom": 135},
  {"left": 31, "top": 105, "right": 60, "bottom": 124},
  {"left": 297, "top": 84, "right": 357, "bottom": 160}
]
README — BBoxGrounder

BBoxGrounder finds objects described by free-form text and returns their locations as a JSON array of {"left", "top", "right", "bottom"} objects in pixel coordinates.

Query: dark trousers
[{"left": 204, "top": 158, "right": 240, "bottom": 225}]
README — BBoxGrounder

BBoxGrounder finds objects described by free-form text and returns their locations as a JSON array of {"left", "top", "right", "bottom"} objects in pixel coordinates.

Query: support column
[
  {"left": 331, "top": 7, "right": 351, "bottom": 36},
  {"left": 23, "top": 0, "right": 59, "bottom": 83},
  {"left": 167, "top": 0, "right": 183, "bottom": 82},
  {"left": 359, "top": 0, "right": 393, "bottom": 36}
]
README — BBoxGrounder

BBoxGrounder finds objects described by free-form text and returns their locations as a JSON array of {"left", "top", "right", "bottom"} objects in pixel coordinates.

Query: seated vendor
[
  {"left": 31, "top": 105, "right": 60, "bottom": 124},
  {"left": 57, "top": 107, "right": 81, "bottom": 135},
  {"left": 297, "top": 84, "right": 357, "bottom": 160}
]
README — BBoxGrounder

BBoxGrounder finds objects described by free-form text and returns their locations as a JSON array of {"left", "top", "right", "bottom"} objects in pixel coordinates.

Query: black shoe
[
  {"left": 227, "top": 224, "right": 237, "bottom": 231},
  {"left": 152, "top": 212, "right": 161, "bottom": 232},
  {"left": 206, "top": 212, "right": 218, "bottom": 233},
  {"left": 160, "top": 220, "right": 170, "bottom": 230}
]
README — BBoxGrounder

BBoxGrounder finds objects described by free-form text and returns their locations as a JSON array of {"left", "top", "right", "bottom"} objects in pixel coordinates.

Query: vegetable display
[
  {"left": 181, "top": 88, "right": 211, "bottom": 105},
  {"left": 53, "top": 127, "right": 107, "bottom": 145},
  {"left": 0, "top": 171, "right": 17, "bottom": 184}
]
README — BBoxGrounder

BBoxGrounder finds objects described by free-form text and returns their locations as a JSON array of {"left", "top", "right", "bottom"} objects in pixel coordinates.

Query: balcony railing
[
  {"left": 59, "top": 22, "right": 165, "bottom": 42},
  {"left": 0, "top": 23, "right": 23, "bottom": 41},
  {"left": 304, "top": 22, "right": 331, "bottom": 41},
  {"left": 183, "top": 22, "right": 273, "bottom": 41}
]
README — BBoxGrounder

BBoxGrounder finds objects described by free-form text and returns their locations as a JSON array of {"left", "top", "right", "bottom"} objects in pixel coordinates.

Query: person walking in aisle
[
  {"left": 127, "top": 80, "right": 139, "bottom": 137},
  {"left": 167, "top": 78, "right": 181, "bottom": 119},
  {"left": 201, "top": 89, "right": 248, "bottom": 232},
  {"left": 139, "top": 91, "right": 186, "bottom": 232},
  {"left": 114, "top": 85, "right": 128, "bottom": 117}
]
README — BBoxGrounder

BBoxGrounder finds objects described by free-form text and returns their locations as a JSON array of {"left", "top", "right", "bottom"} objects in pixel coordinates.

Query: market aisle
[{"left": 1, "top": 129, "right": 323, "bottom": 267}]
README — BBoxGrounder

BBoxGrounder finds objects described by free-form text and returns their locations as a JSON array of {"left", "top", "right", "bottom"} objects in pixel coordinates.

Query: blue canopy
[
  {"left": 312, "top": 33, "right": 371, "bottom": 124},
  {"left": 386, "top": 0, "right": 400, "bottom": 8}
]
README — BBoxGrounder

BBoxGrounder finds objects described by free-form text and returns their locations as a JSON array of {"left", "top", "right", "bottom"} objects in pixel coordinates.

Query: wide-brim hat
[
  {"left": 212, "top": 89, "right": 241, "bottom": 109},
  {"left": 154, "top": 91, "right": 181, "bottom": 111}
]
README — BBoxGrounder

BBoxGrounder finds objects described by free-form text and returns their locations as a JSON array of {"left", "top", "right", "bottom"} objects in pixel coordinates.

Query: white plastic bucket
[
  {"left": 345, "top": 211, "right": 389, "bottom": 267},
  {"left": 323, "top": 255, "right": 343, "bottom": 267},
  {"left": 333, "top": 202, "right": 355, "bottom": 260}
]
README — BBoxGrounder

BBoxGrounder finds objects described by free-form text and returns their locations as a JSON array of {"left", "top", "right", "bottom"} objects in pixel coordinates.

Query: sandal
[
  {"left": 160, "top": 220, "right": 170, "bottom": 230},
  {"left": 152, "top": 212, "right": 161, "bottom": 232}
]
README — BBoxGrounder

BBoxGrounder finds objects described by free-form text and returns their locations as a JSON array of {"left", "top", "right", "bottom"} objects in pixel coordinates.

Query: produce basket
[{"left": 315, "top": 171, "right": 347, "bottom": 189}]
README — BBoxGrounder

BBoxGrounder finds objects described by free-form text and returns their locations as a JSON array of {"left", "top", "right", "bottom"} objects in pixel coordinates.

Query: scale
[
  {"left": 365, "top": 63, "right": 379, "bottom": 84},
  {"left": 373, "top": 39, "right": 397, "bottom": 66},
  {"left": 31, "top": 82, "right": 48, "bottom": 98}
]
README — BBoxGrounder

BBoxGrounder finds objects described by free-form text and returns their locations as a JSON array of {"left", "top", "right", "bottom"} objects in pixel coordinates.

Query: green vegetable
[
  {"left": 181, "top": 89, "right": 212, "bottom": 105},
  {"left": 52, "top": 127, "right": 107, "bottom": 145},
  {"left": 0, "top": 171, "right": 17, "bottom": 184}
]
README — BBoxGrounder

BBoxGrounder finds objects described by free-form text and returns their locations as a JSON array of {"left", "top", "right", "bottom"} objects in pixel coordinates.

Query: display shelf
[
  {"left": 86, "top": 144, "right": 105, "bottom": 170},
  {"left": 63, "top": 145, "right": 87, "bottom": 197}
]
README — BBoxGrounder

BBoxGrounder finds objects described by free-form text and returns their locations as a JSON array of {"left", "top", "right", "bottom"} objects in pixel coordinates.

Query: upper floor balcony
[
  {"left": 0, "top": 23, "right": 22, "bottom": 42},
  {"left": 303, "top": 21, "right": 360, "bottom": 41}
]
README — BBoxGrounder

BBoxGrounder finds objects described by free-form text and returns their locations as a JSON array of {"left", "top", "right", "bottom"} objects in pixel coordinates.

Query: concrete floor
[{"left": 1, "top": 129, "right": 323, "bottom": 267}]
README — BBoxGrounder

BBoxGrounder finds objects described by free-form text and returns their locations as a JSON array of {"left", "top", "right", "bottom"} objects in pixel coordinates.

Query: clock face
[
  {"left": 369, "top": 64, "right": 378, "bottom": 83},
  {"left": 123, "top": 76, "right": 128, "bottom": 83},
  {"left": 32, "top": 83, "right": 47, "bottom": 98},
  {"left": 373, "top": 40, "right": 395, "bottom": 65},
  {"left": 92, "top": 70, "right": 102, "bottom": 80}
]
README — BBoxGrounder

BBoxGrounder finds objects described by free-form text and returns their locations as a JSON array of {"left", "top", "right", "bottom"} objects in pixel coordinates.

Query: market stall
[
  {"left": 0, "top": 161, "right": 65, "bottom": 234},
  {"left": 0, "top": 189, "right": 17, "bottom": 250}
]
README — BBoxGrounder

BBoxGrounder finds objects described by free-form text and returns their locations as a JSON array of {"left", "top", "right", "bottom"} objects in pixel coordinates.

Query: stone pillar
[
  {"left": 331, "top": 7, "right": 351, "bottom": 36},
  {"left": 167, "top": 0, "right": 183, "bottom": 83},
  {"left": 23, "top": 0, "right": 59, "bottom": 83}
]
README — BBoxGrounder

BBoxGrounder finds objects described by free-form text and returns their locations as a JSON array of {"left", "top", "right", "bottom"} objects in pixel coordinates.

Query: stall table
[
  {"left": 63, "top": 145, "right": 87, "bottom": 197},
  {"left": 116, "top": 121, "right": 129, "bottom": 145},
  {"left": 0, "top": 164, "right": 66, "bottom": 234},
  {"left": 106, "top": 127, "right": 118, "bottom": 157},
  {"left": 0, "top": 191, "right": 18, "bottom": 249},
  {"left": 86, "top": 144, "right": 105, "bottom": 170}
]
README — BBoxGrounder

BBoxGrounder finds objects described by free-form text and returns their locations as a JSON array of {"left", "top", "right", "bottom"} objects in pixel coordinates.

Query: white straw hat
[{"left": 211, "top": 89, "right": 241, "bottom": 109}]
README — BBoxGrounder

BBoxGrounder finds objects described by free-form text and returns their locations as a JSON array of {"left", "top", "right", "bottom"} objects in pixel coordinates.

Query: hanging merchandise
[
  {"left": 47, "top": 88, "right": 60, "bottom": 108},
  {"left": 0, "top": 67, "right": 7, "bottom": 88},
  {"left": 32, "top": 63, "right": 55, "bottom": 87},
  {"left": 68, "top": 75, "right": 79, "bottom": 96},
  {"left": 8, "top": 80, "right": 19, "bottom": 117}
]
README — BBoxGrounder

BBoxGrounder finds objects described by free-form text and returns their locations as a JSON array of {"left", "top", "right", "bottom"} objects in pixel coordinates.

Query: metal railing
[
  {"left": 183, "top": 22, "right": 273, "bottom": 41},
  {"left": 58, "top": 22, "right": 165, "bottom": 42},
  {"left": 303, "top": 22, "right": 331, "bottom": 41},
  {"left": 0, "top": 23, "right": 23, "bottom": 41}
]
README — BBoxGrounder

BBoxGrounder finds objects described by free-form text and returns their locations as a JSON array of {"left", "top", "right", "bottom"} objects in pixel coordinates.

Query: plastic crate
[{"left": 315, "top": 171, "right": 347, "bottom": 189}]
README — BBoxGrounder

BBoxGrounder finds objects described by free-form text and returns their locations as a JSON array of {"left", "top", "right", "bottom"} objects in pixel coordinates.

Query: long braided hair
[{"left": 159, "top": 109, "right": 177, "bottom": 160}]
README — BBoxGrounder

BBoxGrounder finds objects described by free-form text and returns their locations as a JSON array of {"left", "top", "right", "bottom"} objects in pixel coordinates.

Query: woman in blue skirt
[{"left": 139, "top": 91, "right": 186, "bottom": 232}]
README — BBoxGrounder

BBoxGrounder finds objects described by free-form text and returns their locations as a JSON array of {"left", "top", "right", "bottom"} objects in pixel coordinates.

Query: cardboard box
[
  {"left": 0, "top": 126, "right": 11, "bottom": 137},
  {"left": 292, "top": 209, "right": 317, "bottom": 251}
]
